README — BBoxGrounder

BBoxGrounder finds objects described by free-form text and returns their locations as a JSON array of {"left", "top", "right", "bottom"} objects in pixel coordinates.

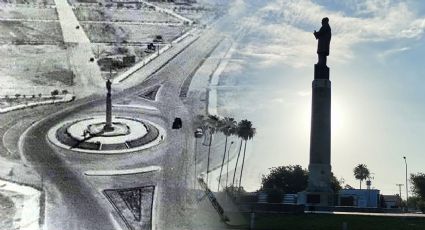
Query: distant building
[
  {"left": 97, "top": 54, "right": 136, "bottom": 70},
  {"left": 122, "top": 55, "right": 136, "bottom": 67},
  {"left": 381, "top": 195, "right": 402, "bottom": 209},
  {"left": 338, "top": 189, "right": 380, "bottom": 208}
]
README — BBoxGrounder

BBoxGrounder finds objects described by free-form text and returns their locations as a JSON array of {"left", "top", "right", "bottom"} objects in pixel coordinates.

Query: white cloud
[
  {"left": 377, "top": 46, "right": 411, "bottom": 60},
  {"left": 297, "top": 90, "right": 312, "bottom": 97},
  {"left": 271, "top": 97, "right": 285, "bottom": 103},
  {"left": 232, "top": 0, "right": 425, "bottom": 67}
]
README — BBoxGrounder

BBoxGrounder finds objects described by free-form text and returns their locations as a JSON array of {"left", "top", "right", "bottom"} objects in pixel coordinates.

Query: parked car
[
  {"left": 194, "top": 128, "right": 203, "bottom": 138},
  {"left": 153, "top": 35, "right": 164, "bottom": 43}
]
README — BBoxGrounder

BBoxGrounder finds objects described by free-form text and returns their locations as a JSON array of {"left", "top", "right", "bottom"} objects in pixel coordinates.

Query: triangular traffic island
[
  {"left": 139, "top": 85, "right": 161, "bottom": 101},
  {"left": 104, "top": 186, "right": 155, "bottom": 230},
  {"left": 119, "top": 189, "right": 142, "bottom": 221}
]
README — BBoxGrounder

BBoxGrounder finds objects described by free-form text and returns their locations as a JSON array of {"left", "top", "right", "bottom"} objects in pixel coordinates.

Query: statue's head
[{"left": 322, "top": 17, "right": 329, "bottom": 25}]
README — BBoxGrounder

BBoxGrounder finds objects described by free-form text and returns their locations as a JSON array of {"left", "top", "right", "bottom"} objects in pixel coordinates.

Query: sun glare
[{"left": 331, "top": 101, "right": 344, "bottom": 136}]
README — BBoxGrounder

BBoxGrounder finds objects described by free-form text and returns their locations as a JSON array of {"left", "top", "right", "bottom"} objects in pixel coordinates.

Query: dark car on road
[{"left": 172, "top": 118, "right": 182, "bottom": 129}]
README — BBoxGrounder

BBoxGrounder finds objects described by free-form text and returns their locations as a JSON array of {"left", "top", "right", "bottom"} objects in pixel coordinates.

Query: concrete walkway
[
  {"left": 53, "top": 0, "right": 90, "bottom": 43},
  {"left": 306, "top": 210, "right": 425, "bottom": 218},
  {"left": 54, "top": 0, "right": 104, "bottom": 96}
]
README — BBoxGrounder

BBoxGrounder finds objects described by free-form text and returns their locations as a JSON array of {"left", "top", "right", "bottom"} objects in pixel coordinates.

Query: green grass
[{"left": 250, "top": 213, "right": 425, "bottom": 230}]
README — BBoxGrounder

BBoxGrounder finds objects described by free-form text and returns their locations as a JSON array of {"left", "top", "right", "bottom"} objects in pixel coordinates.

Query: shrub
[
  {"left": 266, "top": 188, "right": 283, "bottom": 203},
  {"left": 51, "top": 90, "right": 59, "bottom": 97}
]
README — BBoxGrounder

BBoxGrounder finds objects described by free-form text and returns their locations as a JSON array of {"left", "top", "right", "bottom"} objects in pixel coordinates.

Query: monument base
[
  {"left": 298, "top": 164, "right": 334, "bottom": 207},
  {"left": 103, "top": 124, "right": 115, "bottom": 132},
  {"left": 297, "top": 191, "right": 334, "bottom": 208}
]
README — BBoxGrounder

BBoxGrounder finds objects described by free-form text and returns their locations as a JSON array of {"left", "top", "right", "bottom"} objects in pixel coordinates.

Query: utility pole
[
  {"left": 403, "top": 156, "right": 408, "bottom": 205},
  {"left": 396, "top": 184, "right": 404, "bottom": 197}
]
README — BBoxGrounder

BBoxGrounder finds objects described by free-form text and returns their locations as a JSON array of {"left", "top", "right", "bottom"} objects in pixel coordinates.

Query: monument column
[
  {"left": 306, "top": 64, "right": 332, "bottom": 205},
  {"left": 298, "top": 17, "right": 333, "bottom": 207},
  {"left": 104, "top": 79, "right": 113, "bottom": 131}
]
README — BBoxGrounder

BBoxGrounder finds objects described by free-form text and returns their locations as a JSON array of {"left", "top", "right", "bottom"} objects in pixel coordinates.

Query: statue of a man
[
  {"left": 106, "top": 79, "right": 112, "bottom": 93},
  {"left": 314, "top": 17, "right": 331, "bottom": 66}
]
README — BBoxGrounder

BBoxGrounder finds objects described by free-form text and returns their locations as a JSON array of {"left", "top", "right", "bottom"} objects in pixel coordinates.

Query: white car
[{"left": 194, "top": 128, "right": 203, "bottom": 138}]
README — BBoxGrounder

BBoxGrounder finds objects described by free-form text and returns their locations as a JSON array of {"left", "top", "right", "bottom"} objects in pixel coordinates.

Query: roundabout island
[{"left": 47, "top": 80, "right": 165, "bottom": 154}]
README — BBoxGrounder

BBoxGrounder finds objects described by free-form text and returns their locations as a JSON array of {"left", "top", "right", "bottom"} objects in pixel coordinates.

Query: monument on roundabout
[
  {"left": 298, "top": 17, "right": 333, "bottom": 207},
  {"left": 104, "top": 79, "right": 114, "bottom": 132},
  {"left": 49, "top": 79, "right": 163, "bottom": 153}
]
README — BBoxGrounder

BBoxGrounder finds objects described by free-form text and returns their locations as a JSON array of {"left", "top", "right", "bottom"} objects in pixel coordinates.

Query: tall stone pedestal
[
  {"left": 299, "top": 64, "right": 333, "bottom": 207},
  {"left": 104, "top": 80, "right": 113, "bottom": 132}
]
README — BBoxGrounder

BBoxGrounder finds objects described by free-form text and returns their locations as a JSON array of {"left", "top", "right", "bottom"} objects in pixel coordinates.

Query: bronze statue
[
  {"left": 106, "top": 79, "right": 112, "bottom": 92},
  {"left": 314, "top": 17, "right": 331, "bottom": 66}
]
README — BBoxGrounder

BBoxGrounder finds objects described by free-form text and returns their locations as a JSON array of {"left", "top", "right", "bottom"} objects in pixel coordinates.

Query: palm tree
[
  {"left": 232, "top": 137, "right": 243, "bottom": 187},
  {"left": 205, "top": 115, "right": 221, "bottom": 186},
  {"left": 226, "top": 141, "right": 234, "bottom": 188},
  {"left": 353, "top": 164, "right": 370, "bottom": 189},
  {"left": 217, "top": 117, "right": 237, "bottom": 191},
  {"left": 237, "top": 120, "right": 255, "bottom": 188}
]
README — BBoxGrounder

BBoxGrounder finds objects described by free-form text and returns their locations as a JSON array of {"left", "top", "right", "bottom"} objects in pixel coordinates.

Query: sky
[{"left": 215, "top": 0, "right": 425, "bottom": 197}]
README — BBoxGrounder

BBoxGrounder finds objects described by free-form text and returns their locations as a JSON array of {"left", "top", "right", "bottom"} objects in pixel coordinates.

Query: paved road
[{"left": 18, "top": 19, "right": 229, "bottom": 230}]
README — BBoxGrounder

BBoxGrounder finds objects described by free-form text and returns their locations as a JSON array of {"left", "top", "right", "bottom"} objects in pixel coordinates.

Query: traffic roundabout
[{"left": 47, "top": 115, "right": 165, "bottom": 154}]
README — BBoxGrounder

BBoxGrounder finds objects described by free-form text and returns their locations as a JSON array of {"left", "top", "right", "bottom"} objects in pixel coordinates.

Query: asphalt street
[{"left": 16, "top": 18, "right": 234, "bottom": 230}]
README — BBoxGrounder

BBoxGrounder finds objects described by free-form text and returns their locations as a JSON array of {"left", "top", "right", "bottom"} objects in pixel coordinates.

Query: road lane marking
[{"left": 84, "top": 166, "right": 161, "bottom": 176}]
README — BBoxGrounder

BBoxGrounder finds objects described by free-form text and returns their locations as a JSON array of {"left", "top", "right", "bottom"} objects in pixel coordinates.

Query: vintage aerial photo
[{"left": 1, "top": 0, "right": 425, "bottom": 230}]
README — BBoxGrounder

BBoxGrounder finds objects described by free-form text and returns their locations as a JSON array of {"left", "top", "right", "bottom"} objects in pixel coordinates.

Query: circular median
[{"left": 48, "top": 116, "right": 165, "bottom": 154}]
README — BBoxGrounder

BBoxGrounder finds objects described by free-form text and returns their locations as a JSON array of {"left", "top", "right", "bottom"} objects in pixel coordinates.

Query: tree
[
  {"left": 237, "top": 119, "right": 256, "bottom": 188},
  {"left": 51, "top": 89, "right": 59, "bottom": 97},
  {"left": 353, "top": 164, "right": 370, "bottom": 189},
  {"left": 261, "top": 165, "right": 308, "bottom": 194},
  {"left": 411, "top": 173, "right": 425, "bottom": 200},
  {"left": 204, "top": 115, "right": 221, "bottom": 186},
  {"left": 260, "top": 165, "right": 342, "bottom": 194},
  {"left": 217, "top": 117, "right": 237, "bottom": 191},
  {"left": 232, "top": 137, "right": 243, "bottom": 187},
  {"left": 330, "top": 173, "right": 342, "bottom": 192}
]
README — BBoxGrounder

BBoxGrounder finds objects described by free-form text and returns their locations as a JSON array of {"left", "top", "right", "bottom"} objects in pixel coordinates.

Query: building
[
  {"left": 381, "top": 195, "right": 402, "bottom": 209},
  {"left": 338, "top": 189, "right": 380, "bottom": 208}
]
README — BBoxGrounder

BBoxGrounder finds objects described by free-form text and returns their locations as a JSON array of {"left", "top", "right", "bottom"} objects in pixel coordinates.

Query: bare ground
[
  {"left": 0, "top": 45, "right": 74, "bottom": 94},
  {"left": 0, "top": 21, "right": 63, "bottom": 44},
  {"left": 82, "top": 23, "right": 188, "bottom": 43},
  {"left": 0, "top": 192, "right": 17, "bottom": 230}
]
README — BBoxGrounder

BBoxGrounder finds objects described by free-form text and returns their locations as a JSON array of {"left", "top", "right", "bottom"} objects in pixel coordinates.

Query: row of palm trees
[{"left": 196, "top": 115, "right": 256, "bottom": 191}]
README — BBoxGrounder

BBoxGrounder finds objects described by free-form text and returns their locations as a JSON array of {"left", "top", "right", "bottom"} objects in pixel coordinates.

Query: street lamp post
[
  {"left": 403, "top": 156, "right": 408, "bottom": 211},
  {"left": 194, "top": 136, "right": 198, "bottom": 189}
]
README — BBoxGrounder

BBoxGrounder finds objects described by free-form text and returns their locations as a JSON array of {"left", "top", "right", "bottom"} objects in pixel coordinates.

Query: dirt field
[
  {"left": 0, "top": 21, "right": 63, "bottom": 44},
  {"left": 0, "top": 0, "right": 55, "bottom": 5},
  {"left": 82, "top": 23, "right": 187, "bottom": 43},
  {"left": 0, "top": 6, "right": 58, "bottom": 20},
  {"left": 0, "top": 192, "right": 16, "bottom": 230},
  {"left": 74, "top": 7, "right": 179, "bottom": 23},
  {"left": 0, "top": 45, "right": 74, "bottom": 94}
]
